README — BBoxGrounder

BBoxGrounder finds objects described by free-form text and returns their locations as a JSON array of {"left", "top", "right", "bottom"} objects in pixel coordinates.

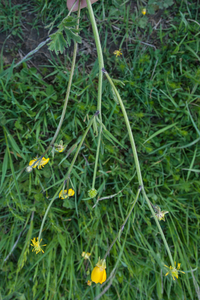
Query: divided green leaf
[{"left": 48, "top": 16, "right": 82, "bottom": 54}]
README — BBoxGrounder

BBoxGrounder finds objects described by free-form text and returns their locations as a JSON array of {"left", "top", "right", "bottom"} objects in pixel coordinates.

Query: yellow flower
[
  {"left": 82, "top": 252, "right": 91, "bottom": 260},
  {"left": 59, "top": 188, "right": 75, "bottom": 199},
  {"left": 156, "top": 210, "right": 169, "bottom": 221},
  {"left": 30, "top": 237, "right": 46, "bottom": 254},
  {"left": 56, "top": 147, "right": 64, "bottom": 153},
  {"left": 87, "top": 280, "right": 92, "bottom": 286},
  {"left": 29, "top": 157, "right": 49, "bottom": 170},
  {"left": 152, "top": 205, "right": 169, "bottom": 221},
  {"left": 91, "top": 258, "right": 106, "bottom": 284},
  {"left": 165, "top": 262, "right": 185, "bottom": 280},
  {"left": 54, "top": 140, "right": 65, "bottom": 153},
  {"left": 113, "top": 49, "right": 122, "bottom": 57},
  {"left": 142, "top": 8, "right": 147, "bottom": 15}
]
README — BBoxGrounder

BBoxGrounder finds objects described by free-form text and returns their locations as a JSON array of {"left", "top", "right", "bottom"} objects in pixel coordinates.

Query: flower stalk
[
  {"left": 38, "top": 111, "right": 98, "bottom": 241},
  {"left": 85, "top": 0, "right": 174, "bottom": 269},
  {"left": 40, "top": 0, "right": 81, "bottom": 158},
  {"left": 86, "top": 0, "right": 104, "bottom": 191},
  {"left": 86, "top": 0, "right": 104, "bottom": 116},
  {"left": 102, "top": 68, "right": 174, "bottom": 268}
]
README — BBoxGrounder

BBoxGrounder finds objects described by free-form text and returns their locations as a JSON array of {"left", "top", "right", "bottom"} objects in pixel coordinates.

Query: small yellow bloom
[
  {"left": 82, "top": 252, "right": 91, "bottom": 260},
  {"left": 87, "top": 280, "right": 92, "bottom": 286},
  {"left": 59, "top": 188, "right": 75, "bottom": 199},
  {"left": 113, "top": 49, "right": 122, "bottom": 57},
  {"left": 68, "top": 188, "right": 75, "bottom": 196},
  {"left": 30, "top": 237, "right": 46, "bottom": 254},
  {"left": 88, "top": 188, "right": 97, "bottom": 198},
  {"left": 155, "top": 210, "right": 169, "bottom": 221},
  {"left": 91, "top": 258, "right": 106, "bottom": 284},
  {"left": 56, "top": 147, "right": 64, "bottom": 153},
  {"left": 29, "top": 157, "right": 49, "bottom": 170},
  {"left": 152, "top": 205, "right": 169, "bottom": 221},
  {"left": 142, "top": 8, "right": 147, "bottom": 15},
  {"left": 165, "top": 262, "right": 185, "bottom": 280},
  {"left": 54, "top": 140, "right": 65, "bottom": 153}
]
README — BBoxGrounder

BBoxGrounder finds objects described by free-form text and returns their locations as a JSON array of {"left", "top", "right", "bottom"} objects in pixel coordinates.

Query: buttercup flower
[
  {"left": 152, "top": 205, "right": 169, "bottom": 221},
  {"left": 156, "top": 210, "right": 169, "bottom": 221},
  {"left": 87, "top": 280, "right": 92, "bottom": 286},
  {"left": 91, "top": 257, "right": 106, "bottom": 284},
  {"left": 113, "top": 49, "right": 122, "bottom": 57},
  {"left": 59, "top": 188, "right": 75, "bottom": 199},
  {"left": 165, "top": 262, "right": 185, "bottom": 280},
  {"left": 29, "top": 157, "right": 49, "bottom": 170},
  {"left": 31, "top": 237, "right": 46, "bottom": 254},
  {"left": 82, "top": 252, "right": 91, "bottom": 260},
  {"left": 54, "top": 140, "right": 65, "bottom": 153},
  {"left": 88, "top": 188, "right": 97, "bottom": 198},
  {"left": 142, "top": 8, "right": 147, "bottom": 15}
]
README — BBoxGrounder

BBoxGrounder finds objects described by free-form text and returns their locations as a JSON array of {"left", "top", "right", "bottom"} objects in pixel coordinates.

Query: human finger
[{"left": 67, "top": 0, "right": 99, "bottom": 12}]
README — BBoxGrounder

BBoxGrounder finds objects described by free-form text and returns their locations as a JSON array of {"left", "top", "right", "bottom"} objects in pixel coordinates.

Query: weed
[{"left": 0, "top": 0, "right": 200, "bottom": 299}]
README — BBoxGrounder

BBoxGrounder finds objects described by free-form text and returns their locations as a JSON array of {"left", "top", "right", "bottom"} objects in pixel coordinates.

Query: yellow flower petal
[
  {"left": 91, "top": 266, "right": 106, "bottom": 284},
  {"left": 152, "top": 206, "right": 169, "bottom": 221},
  {"left": 54, "top": 140, "right": 65, "bottom": 152},
  {"left": 38, "top": 157, "right": 49, "bottom": 169},
  {"left": 59, "top": 190, "right": 68, "bottom": 199},
  {"left": 68, "top": 188, "right": 75, "bottom": 196},
  {"left": 59, "top": 189, "right": 75, "bottom": 199},
  {"left": 29, "top": 159, "right": 38, "bottom": 169},
  {"left": 87, "top": 280, "right": 92, "bottom": 286},
  {"left": 30, "top": 237, "right": 46, "bottom": 254},
  {"left": 164, "top": 262, "right": 184, "bottom": 280},
  {"left": 113, "top": 49, "right": 122, "bottom": 57},
  {"left": 142, "top": 8, "right": 146, "bottom": 15},
  {"left": 82, "top": 252, "right": 91, "bottom": 260},
  {"left": 164, "top": 265, "right": 169, "bottom": 268},
  {"left": 29, "top": 157, "right": 49, "bottom": 169},
  {"left": 91, "top": 258, "right": 106, "bottom": 284}
]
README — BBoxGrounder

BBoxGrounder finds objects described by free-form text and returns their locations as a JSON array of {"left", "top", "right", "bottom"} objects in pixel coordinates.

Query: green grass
[{"left": 0, "top": 0, "right": 200, "bottom": 299}]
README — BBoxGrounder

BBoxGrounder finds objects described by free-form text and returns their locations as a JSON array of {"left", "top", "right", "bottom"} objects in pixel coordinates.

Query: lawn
[{"left": 0, "top": 0, "right": 200, "bottom": 299}]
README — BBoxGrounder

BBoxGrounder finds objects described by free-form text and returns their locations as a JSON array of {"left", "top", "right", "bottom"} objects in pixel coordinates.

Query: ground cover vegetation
[{"left": 0, "top": 0, "right": 200, "bottom": 299}]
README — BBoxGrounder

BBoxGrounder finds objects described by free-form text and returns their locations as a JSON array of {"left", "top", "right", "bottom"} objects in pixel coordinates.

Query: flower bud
[{"left": 88, "top": 188, "right": 97, "bottom": 198}]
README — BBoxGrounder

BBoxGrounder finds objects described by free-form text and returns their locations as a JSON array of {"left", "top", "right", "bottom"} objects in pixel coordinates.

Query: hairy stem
[
  {"left": 103, "top": 68, "right": 174, "bottom": 268},
  {"left": 41, "top": 0, "right": 81, "bottom": 158}
]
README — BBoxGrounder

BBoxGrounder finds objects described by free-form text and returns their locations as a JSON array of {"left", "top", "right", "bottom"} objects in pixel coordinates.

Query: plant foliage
[{"left": 48, "top": 16, "right": 82, "bottom": 54}]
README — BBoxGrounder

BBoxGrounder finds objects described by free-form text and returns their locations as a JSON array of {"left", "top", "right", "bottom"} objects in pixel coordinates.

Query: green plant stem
[
  {"left": 86, "top": 0, "right": 104, "bottom": 117},
  {"left": 86, "top": 0, "right": 104, "bottom": 190},
  {"left": 104, "top": 185, "right": 142, "bottom": 260},
  {"left": 92, "top": 125, "right": 102, "bottom": 189},
  {"left": 41, "top": 1, "right": 81, "bottom": 158},
  {"left": 103, "top": 69, "right": 174, "bottom": 268},
  {"left": 84, "top": 0, "right": 174, "bottom": 270},
  {"left": 38, "top": 112, "right": 98, "bottom": 241}
]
